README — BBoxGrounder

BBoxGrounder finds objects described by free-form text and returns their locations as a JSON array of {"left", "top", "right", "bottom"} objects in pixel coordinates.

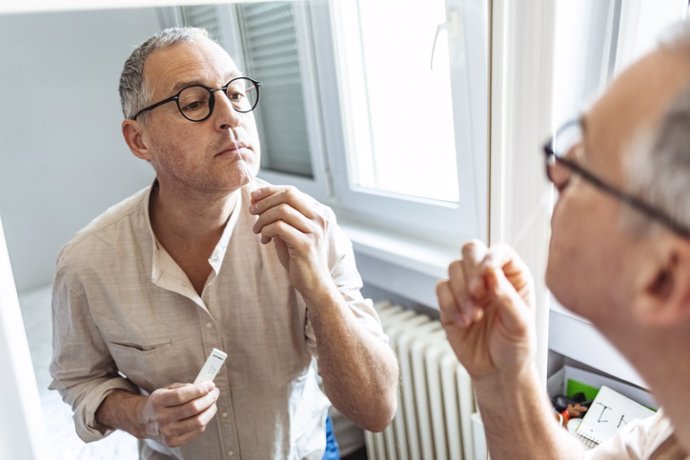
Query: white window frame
[
  {"left": 489, "top": 0, "right": 557, "bottom": 386},
  {"left": 309, "top": 0, "right": 489, "bottom": 246}
]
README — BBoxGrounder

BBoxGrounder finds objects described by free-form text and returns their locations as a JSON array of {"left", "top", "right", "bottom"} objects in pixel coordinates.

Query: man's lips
[{"left": 215, "top": 143, "right": 249, "bottom": 157}]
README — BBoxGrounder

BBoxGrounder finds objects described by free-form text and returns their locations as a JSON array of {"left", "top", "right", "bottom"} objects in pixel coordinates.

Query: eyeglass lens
[
  {"left": 178, "top": 78, "right": 259, "bottom": 121},
  {"left": 553, "top": 122, "right": 582, "bottom": 159},
  {"left": 548, "top": 122, "right": 583, "bottom": 187}
]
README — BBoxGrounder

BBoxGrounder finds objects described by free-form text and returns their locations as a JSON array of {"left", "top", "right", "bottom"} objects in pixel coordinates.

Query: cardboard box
[{"left": 547, "top": 365, "right": 657, "bottom": 410}]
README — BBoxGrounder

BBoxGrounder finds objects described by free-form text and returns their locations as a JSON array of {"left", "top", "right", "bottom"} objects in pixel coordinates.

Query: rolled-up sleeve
[
  {"left": 305, "top": 208, "right": 389, "bottom": 356},
  {"left": 584, "top": 410, "right": 681, "bottom": 460},
  {"left": 49, "top": 257, "right": 138, "bottom": 442}
]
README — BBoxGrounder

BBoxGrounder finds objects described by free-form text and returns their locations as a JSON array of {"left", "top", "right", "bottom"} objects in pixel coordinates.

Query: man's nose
[{"left": 213, "top": 90, "right": 242, "bottom": 130}]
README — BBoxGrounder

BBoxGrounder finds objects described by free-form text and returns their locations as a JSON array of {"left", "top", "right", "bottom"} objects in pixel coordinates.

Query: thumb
[{"left": 485, "top": 266, "right": 530, "bottom": 336}]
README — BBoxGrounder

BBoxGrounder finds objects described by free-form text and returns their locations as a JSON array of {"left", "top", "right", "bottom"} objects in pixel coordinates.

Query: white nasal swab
[
  {"left": 511, "top": 191, "right": 553, "bottom": 246},
  {"left": 231, "top": 139, "right": 256, "bottom": 193}
]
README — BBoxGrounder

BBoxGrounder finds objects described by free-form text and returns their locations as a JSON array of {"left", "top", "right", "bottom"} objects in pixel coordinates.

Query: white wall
[{"left": 0, "top": 8, "right": 162, "bottom": 293}]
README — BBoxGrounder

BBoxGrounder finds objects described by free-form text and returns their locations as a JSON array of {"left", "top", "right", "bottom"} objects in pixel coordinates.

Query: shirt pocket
[{"left": 108, "top": 337, "right": 173, "bottom": 392}]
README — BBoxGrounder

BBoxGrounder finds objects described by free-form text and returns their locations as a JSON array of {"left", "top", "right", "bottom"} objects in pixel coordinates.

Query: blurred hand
[
  {"left": 137, "top": 382, "right": 219, "bottom": 448},
  {"left": 249, "top": 185, "right": 332, "bottom": 298},
  {"left": 436, "top": 240, "right": 536, "bottom": 381}
]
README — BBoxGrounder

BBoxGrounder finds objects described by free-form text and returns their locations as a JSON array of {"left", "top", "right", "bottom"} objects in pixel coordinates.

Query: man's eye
[
  {"left": 228, "top": 90, "right": 246, "bottom": 102},
  {"left": 181, "top": 100, "right": 207, "bottom": 112}
]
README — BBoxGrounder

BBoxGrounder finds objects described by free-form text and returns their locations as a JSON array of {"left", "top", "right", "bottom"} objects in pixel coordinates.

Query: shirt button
[
  {"left": 228, "top": 450, "right": 234, "bottom": 456},
  {"left": 221, "top": 412, "right": 228, "bottom": 419},
  {"left": 206, "top": 322, "right": 213, "bottom": 329}
]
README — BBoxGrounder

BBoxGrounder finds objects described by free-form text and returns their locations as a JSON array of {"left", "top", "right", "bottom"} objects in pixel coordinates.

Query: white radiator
[{"left": 365, "top": 302, "right": 476, "bottom": 460}]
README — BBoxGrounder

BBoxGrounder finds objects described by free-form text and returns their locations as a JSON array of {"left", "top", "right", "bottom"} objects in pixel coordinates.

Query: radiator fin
[{"left": 365, "top": 302, "right": 475, "bottom": 460}]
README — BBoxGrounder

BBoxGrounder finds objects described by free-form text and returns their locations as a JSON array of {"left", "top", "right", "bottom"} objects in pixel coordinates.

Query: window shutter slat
[
  {"left": 236, "top": 2, "right": 313, "bottom": 177},
  {"left": 180, "top": 5, "right": 222, "bottom": 43}
]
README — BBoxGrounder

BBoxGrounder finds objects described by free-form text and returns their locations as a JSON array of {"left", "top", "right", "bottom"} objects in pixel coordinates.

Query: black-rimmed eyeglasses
[
  {"left": 132, "top": 76, "right": 261, "bottom": 122},
  {"left": 543, "top": 118, "right": 690, "bottom": 238}
]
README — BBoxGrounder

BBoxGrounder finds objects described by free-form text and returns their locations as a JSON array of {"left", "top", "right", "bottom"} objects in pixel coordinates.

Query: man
[
  {"left": 49, "top": 27, "right": 398, "bottom": 460},
  {"left": 437, "top": 23, "right": 690, "bottom": 459}
]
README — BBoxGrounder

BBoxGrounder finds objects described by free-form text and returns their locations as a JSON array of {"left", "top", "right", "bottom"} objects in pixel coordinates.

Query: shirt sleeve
[
  {"left": 304, "top": 207, "right": 389, "bottom": 357},
  {"left": 48, "top": 254, "right": 139, "bottom": 442},
  {"left": 584, "top": 410, "right": 669, "bottom": 460}
]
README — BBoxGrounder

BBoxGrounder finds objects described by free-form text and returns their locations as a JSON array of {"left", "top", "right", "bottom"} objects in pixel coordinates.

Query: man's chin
[
  {"left": 544, "top": 253, "right": 557, "bottom": 291},
  {"left": 545, "top": 259, "right": 573, "bottom": 312}
]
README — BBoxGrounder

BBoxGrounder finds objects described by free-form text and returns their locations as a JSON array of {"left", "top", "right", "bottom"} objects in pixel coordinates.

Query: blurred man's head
[{"left": 545, "top": 23, "right": 690, "bottom": 334}]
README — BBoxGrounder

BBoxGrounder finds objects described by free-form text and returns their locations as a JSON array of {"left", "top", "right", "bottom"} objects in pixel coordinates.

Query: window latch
[{"left": 430, "top": 11, "right": 460, "bottom": 69}]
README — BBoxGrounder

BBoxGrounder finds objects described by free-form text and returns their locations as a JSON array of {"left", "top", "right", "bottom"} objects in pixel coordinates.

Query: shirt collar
[
  {"left": 146, "top": 180, "right": 243, "bottom": 292},
  {"left": 208, "top": 189, "right": 242, "bottom": 274}
]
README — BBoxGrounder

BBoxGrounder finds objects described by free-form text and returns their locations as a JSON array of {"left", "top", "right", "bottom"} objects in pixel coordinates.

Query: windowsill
[{"left": 339, "top": 219, "right": 457, "bottom": 309}]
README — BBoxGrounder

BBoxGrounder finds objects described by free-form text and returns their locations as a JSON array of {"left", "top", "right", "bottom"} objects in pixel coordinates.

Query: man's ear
[
  {"left": 633, "top": 235, "right": 690, "bottom": 327},
  {"left": 122, "top": 119, "right": 152, "bottom": 161}
]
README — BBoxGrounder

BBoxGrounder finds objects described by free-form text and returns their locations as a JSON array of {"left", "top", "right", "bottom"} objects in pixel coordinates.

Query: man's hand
[
  {"left": 249, "top": 185, "right": 332, "bottom": 298},
  {"left": 137, "top": 382, "right": 219, "bottom": 448},
  {"left": 436, "top": 240, "right": 536, "bottom": 381}
]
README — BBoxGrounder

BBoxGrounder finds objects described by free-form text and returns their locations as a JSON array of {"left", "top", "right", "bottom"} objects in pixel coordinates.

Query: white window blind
[
  {"left": 180, "top": 5, "right": 223, "bottom": 43},
  {"left": 235, "top": 2, "right": 313, "bottom": 178}
]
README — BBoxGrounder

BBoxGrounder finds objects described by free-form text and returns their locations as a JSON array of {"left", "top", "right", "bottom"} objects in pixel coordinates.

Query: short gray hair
[
  {"left": 119, "top": 27, "right": 211, "bottom": 121},
  {"left": 660, "top": 19, "right": 690, "bottom": 57},
  {"left": 624, "top": 88, "right": 690, "bottom": 237},
  {"left": 621, "top": 21, "right": 690, "bottom": 237}
]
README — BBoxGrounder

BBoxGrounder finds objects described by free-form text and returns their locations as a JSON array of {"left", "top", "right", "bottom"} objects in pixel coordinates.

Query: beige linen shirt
[
  {"left": 49, "top": 180, "right": 388, "bottom": 460},
  {"left": 587, "top": 409, "right": 689, "bottom": 460}
]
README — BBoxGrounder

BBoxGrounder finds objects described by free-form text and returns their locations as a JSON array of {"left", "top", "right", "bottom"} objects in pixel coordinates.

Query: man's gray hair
[
  {"left": 624, "top": 20, "right": 690, "bottom": 237},
  {"left": 622, "top": 20, "right": 690, "bottom": 237},
  {"left": 119, "top": 27, "right": 211, "bottom": 121},
  {"left": 660, "top": 18, "right": 690, "bottom": 55},
  {"left": 625, "top": 86, "right": 690, "bottom": 237}
]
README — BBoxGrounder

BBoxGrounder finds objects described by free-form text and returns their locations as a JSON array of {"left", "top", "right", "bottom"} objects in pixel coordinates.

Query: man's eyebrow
[
  {"left": 226, "top": 71, "right": 243, "bottom": 80},
  {"left": 169, "top": 72, "right": 244, "bottom": 94}
]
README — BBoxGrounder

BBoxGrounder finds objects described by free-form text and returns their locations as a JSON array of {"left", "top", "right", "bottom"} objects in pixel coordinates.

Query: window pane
[
  {"left": 236, "top": 2, "right": 314, "bottom": 178},
  {"left": 337, "top": 0, "right": 459, "bottom": 202}
]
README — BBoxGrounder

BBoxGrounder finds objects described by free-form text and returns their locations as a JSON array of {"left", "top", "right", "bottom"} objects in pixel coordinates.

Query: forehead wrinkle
[
  {"left": 169, "top": 71, "right": 243, "bottom": 94},
  {"left": 145, "top": 42, "right": 240, "bottom": 99}
]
